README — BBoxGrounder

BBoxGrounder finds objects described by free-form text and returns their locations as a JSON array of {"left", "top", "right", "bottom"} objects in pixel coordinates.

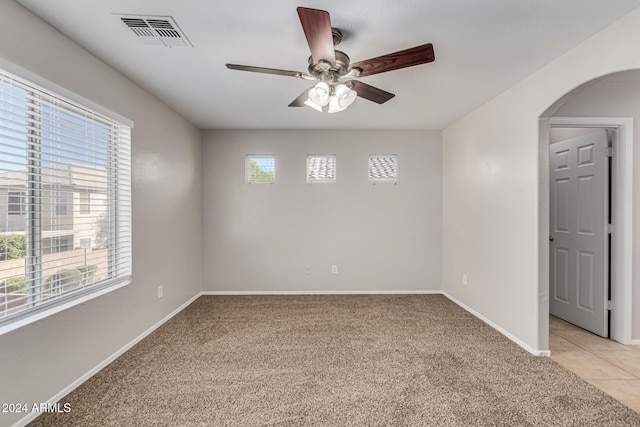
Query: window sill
[{"left": 0, "top": 277, "right": 131, "bottom": 336}]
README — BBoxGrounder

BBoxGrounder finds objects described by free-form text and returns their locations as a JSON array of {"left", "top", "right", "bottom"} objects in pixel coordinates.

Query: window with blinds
[
  {"left": 245, "top": 155, "right": 275, "bottom": 183},
  {"left": 368, "top": 154, "right": 398, "bottom": 184},
  {"left": 0, "top": 68, "right": 132, "bottom": 332},
  {"left": 307, "top": 154, "right": 336, "bottom": 183}
]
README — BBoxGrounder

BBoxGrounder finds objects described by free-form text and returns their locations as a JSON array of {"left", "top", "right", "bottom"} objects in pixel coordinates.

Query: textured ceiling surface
[{"left": 15, "top": 0, "right": 640, "bottom": 130}]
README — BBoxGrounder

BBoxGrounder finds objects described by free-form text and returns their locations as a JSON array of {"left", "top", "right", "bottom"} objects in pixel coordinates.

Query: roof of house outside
[
  {"left": 0, "top": 164, "right": 107, "bottom": 190},
  {"left": 307, "top": 155, "right": 336, "bottom": 181},
  {"left": 369, "top": 156, "right": 397, "bottom": 179}
]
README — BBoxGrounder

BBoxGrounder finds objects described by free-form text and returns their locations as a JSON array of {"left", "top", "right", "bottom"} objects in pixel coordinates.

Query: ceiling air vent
[{"left": 117, "top": 15, "right": 192, "bottom": 47}]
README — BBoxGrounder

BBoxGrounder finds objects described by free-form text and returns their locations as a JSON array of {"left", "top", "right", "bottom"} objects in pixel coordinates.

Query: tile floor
[{"left": 549, "top": 315, "right": 640, "bottom": 413}]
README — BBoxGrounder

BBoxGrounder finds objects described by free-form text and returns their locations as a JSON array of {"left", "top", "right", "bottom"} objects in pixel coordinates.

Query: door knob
[{"left": 549, "top": 235, "right": 555, "bottom": 242}]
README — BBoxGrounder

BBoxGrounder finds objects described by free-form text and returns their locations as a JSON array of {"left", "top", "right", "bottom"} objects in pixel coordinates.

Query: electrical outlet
[
  {"left": 462, "top": 274, "right": 468, "bottom": 286},
  {"left": 158, "top": 285, "right": 164, "bottom": 298},
  {"left": 332, "top": 265, "right": 338, "bottom": 274}
]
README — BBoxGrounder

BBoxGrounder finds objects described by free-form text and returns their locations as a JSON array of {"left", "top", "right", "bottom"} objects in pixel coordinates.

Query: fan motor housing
[{"left": 308, "top": 50, "right": 350, "bottom": 80}]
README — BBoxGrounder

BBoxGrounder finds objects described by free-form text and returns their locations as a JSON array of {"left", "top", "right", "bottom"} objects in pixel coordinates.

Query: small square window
[
  {"left": 369, "top": 155, "right": 398, "bottom": 184},
  {"left": 79, "top": 237, "right": 92, "bottom": 249},
  {"left": 8, "top": 191, "right": 26, "bottom": 215},
  {"left": 79, "top": 192, "right": 91, "bottom": 215},
  {"left": 245, "top": 155, "right": 275, "bottom": 184},
  {"left": 53, "top": 191, "right": 71, "bottom": 216},
  {"left": 307, "top": 155, "right": 336, "bottom": 183}
]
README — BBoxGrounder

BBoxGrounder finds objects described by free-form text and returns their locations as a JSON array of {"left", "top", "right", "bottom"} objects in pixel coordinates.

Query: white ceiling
[{"left": 15, "top": 0, "right": 640, "bottom": 130}]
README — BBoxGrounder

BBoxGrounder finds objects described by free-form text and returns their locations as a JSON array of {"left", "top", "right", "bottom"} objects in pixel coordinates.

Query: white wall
[
  {"left": 443, "top": 7, "right": 640, "bottom": 352},
  {"left": 552, "top": 73, "right": 640, "bottom": 339},
  {"left": 202, "top": 130, "right": 442, "bottom": 293},
  {"left": 0, "top": 2, "right": 202, "bottom": 426}
]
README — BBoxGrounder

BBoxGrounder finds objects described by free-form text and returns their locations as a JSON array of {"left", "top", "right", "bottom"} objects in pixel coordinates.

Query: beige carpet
[{"left": 30, "top": 295, "right": 640, "bottom": 426}]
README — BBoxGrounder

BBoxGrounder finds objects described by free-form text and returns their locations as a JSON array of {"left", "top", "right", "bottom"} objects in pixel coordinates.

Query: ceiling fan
[{"left": 226, "top": 7, "right": 435, "bottom": 113}]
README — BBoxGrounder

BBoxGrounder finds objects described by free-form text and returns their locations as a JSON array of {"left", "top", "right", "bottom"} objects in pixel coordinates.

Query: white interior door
[{"left": 549, "top": 129, "right": 608, "bottom": 337}]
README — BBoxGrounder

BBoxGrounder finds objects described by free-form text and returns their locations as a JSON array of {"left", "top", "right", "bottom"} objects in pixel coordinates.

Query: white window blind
[
  {"left": 368, "top": 154, "right": 398, "bottom": 184},
  {"left": 0, "top": 68, "right": 132, "bottom": 331},
  {"left": 307, "top": 154, "right": 336, "bottom": 183},
  {"left": 245, "top": 155, "right": 275, "bottom": 183}
]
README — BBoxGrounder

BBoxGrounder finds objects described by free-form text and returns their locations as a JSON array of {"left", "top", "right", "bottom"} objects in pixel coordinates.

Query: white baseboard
[
  {"left": 631, "top": 339, "right": 640, "bottom": 346},
  {"left": 13, "top": 293, "right": 201, "bottom": 427},
  {"left": 442, "top": 292, "right": 551, "bottom": 357},
  {"left": 201, "top": 289, "right": 443, "bottom": 295}
]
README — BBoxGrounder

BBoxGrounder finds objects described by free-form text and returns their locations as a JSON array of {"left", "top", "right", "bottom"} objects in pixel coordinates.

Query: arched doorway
[{"left": 539, "top": 70, "right": 638, "bottom": 349}]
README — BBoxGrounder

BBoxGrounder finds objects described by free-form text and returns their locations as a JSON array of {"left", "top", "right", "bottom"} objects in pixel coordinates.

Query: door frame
[{"left": 540, "top": 117, "right": 633, "bottom": 346}]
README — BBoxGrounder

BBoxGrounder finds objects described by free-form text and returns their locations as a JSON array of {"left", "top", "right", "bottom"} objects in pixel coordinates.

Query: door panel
[
  {"left": 577, "top": 250, "right": 594, "bottom": 310},
  {"left": 553, "top": 247, "right": 570, "bottom": 303},
  {"left": 552, "top": 248, "right": 569, "bottom": 303},
  {"left": 555, "top": 178, "right": 570, "bottom": 232},
  {"left": 550, "top": 129, "right": 608, "bottom": 337},
  {"left": 577, "top": 175, "right": 596, "bottom": 233}
]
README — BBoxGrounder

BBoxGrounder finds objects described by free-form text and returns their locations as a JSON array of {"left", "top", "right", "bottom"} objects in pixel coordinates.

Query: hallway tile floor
[{"left": 550, "top": 315, "right": 640, "bottom": 413}]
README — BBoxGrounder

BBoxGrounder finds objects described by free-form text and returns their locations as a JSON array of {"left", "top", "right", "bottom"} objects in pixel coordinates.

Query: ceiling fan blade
[
  {"left": 288, "top": 88, "right": 312, "bottom": 107},
  {"left": 226, "top": 64, "right": 303, "bottom": 77},
  {"left": 350, "top": 43, "right": 435, "bottom": 78},
  {"left": 350, "top": 80, "right": 395, "bottom": 104},
  {"left": 297, "top": 7, "right": 336, "bottom": 66}
]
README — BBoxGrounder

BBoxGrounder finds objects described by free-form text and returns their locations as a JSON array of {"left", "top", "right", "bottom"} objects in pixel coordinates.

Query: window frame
[{"left": 0, "top": 67, "right": 132, "bottom": 335}]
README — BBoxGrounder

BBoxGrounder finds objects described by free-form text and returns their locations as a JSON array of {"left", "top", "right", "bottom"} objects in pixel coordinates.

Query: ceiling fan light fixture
[
  {"left": 328, "top": 83, "right": 357, "bottom": 114},
  {"left": 336, "top": 83, "right": 357, "bottom": 106},
  {"left": 304, "top": 98, "right": 323, "bottom": 112},
  {"left": 307, "top": 81, "right": 331, "bottom": 109},
  {"left": 327, "top": 96, "right": 344, "bottom": 114}
]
